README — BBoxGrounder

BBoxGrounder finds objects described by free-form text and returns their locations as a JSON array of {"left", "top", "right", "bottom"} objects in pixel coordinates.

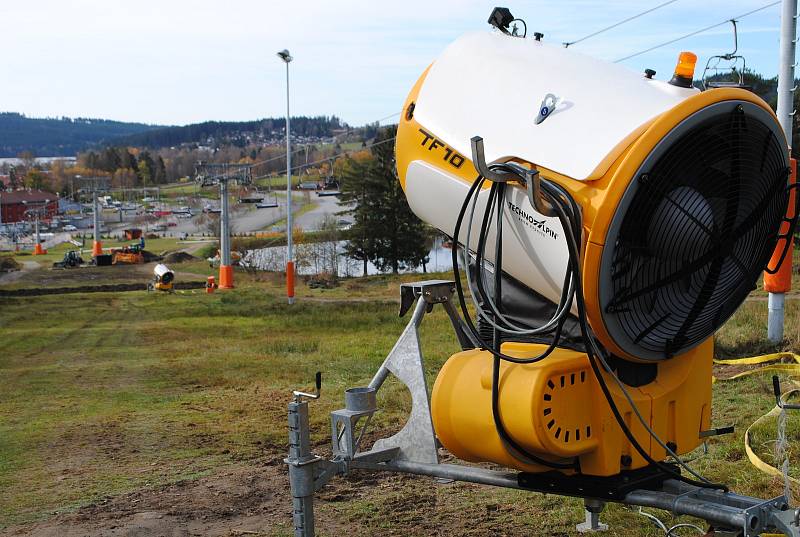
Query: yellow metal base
[{"left": 431, "top": 341, "right": 713, "bottom": 476}]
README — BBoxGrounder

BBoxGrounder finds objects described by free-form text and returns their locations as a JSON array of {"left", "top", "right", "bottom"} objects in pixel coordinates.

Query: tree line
[
  {"left": 0, "top": 112, "right": 156, "bottom": 157},
  {"left": 111, "top": 115, "right": 348, "bottom": 149}
]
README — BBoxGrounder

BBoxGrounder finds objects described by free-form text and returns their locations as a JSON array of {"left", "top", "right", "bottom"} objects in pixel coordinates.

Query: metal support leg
[
  {"left": 288, "top": 401, "right": 316, "bottom": 537},
  {"left": 286, "top": 376, "right": 342, "bottom": 537},
  {"left": 576, "top": 499, "right": 608, "bottom": 533},
  {"left": 287, "top": 279, "right": 800, "bottom": 537}
]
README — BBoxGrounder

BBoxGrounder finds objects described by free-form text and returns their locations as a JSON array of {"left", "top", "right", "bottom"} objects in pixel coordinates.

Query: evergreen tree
[
  {"left": 340, "top": 127, "right": 429, "bottom": 274},
  {"left": 124, "top": 150, "right": 137, "bottom": 171},
  {"left": 155, "top": 156, "right": 167, "bottom": 184},
  {"left": 340, "top": 156, "right": 376, "bottom": 275},
  {"left": 8, "top": 167, "right": 18, "bottom": 189}
]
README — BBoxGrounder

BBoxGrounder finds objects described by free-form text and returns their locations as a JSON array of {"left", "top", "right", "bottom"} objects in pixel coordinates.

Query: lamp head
[{"left": 277, "top": 49, "right": 293, "bottom": 63}]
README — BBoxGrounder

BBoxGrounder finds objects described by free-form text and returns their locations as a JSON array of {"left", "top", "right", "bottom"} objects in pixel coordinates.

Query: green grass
[
  {"left": 0, "top": 275, "right": 458, "bottom": 527},
  {"left": 15, "top": 237, "right": 188, "bottom": 268},
  {"left": 0, "top": 267, "right": 798, "bottom": 534}
]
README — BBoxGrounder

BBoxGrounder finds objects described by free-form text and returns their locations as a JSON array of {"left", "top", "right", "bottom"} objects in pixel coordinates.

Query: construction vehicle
[
  {"left": 112, "top": 237, "right": 146, "bottom": 264},
  {"left": 147, "top": 263, "right": 174, "bottom": 292},
  {"left": 52, "top": 250, "right": 84, "bottom": 269},
  {"left": 285, "top": 7, "right": 800, "bottom": 537},
  {"left": 112, "top": 244, "right": 144, "bottom": 264}
]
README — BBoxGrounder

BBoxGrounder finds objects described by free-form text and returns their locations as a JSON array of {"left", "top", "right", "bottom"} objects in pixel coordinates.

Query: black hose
[
  {"left": 541, "top": 182, "right": 729, "bottom": 492},
  {"left": 489, "top": 182, "right": 579, "bottom": 471},
  {"left": 450, "top": 176, "right": 570, "bottom": 364},
  {"left": 450, "top": 166, "right": 728, "bottom": 491}
]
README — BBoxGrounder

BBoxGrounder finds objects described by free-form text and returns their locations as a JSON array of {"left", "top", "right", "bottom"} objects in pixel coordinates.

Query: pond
[{"left": 241, "top": 236, "right": 454, "bottom": 276}]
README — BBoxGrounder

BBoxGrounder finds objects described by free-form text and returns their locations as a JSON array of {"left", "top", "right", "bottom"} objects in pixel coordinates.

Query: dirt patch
[
  {"left": 0, "top": 461, "right": 294, "bottom": 537},
  {"left": 163, "top": 251, "right": 198, "bottom": 264},
  {"left": 0, "top": 456, "right": 540, "bottom": 537},
  {"left": 141, "top": 250, "right": 163, "bottom": 263},
  {"left": 0, "top": 256, "right": 21, "bottom": 272},
  {"left": 0, "top": 281, "right": 207, "bottom": 297}
]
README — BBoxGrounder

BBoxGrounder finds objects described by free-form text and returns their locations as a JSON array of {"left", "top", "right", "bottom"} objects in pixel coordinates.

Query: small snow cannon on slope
[{"left": 148, "top": 263, "right": 175, "bottom": 292}]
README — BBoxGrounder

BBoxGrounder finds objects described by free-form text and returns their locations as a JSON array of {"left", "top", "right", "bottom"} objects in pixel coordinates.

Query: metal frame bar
[{"left": 285, "top": 280, "right": 800, "bottom": 537}]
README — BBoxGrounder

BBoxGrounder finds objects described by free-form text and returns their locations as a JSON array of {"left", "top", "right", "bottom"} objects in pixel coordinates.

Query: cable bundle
[{"left": 450, "top": 163, "right": 728, "bottom": 491}]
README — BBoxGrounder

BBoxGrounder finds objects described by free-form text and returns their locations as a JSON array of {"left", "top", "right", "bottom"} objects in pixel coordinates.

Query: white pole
[
  {"left": 93, "top": 193, "right": 100, "bottom": 245},
  {"left": 769, "top": 0, "right": 798, "bottom": 343},
  {"left": 220, "top": 178, "right": 231, "bottom": 267},
  {"left": 284, "top": 54, "right": 295, "bottom": 304}
]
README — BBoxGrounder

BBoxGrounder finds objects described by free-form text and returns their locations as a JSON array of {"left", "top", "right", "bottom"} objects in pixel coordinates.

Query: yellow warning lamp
[{"left": 670, "top": 51, "right": 697, "bottom": 87}]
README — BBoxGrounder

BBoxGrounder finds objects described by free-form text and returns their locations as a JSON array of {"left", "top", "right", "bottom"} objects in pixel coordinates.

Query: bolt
[
  {"left": 666, "top": 441, "right": 677, "bottom": 453},
  {"left": 638, "top": 173, "right": 650, "bottom": 185},
  {"left": 620, "top": 455, "right": 632, "bottom": 467}
]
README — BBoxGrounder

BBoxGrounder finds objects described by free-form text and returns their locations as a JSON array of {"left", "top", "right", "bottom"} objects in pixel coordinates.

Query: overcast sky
[{"left": 0, "top": 1, "right": 789, "bottom": 127}]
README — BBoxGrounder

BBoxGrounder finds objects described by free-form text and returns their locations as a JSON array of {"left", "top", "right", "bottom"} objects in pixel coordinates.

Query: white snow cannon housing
[
  {"left": 153, "top": 264, "right": 174, "bottom": 284},
  {"left": 396, "top": 30, "right": 794, "bottom": 364}
]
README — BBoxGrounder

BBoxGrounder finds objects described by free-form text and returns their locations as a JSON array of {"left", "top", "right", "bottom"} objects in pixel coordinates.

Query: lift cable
[
  {"left": 564, "top": 0, "right": 680, "bottom": 48},
  {"left": 248, "top": 112, "right": 400, "bottom": 169},
  {"left": 250, "top": 136, "right": 397, "bottom": 182},
  {"left": 614, "top": 0, "right": 780, "bottom": 63}
]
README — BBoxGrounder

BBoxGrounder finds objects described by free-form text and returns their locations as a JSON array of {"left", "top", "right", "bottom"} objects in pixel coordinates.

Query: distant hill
[
  {"left": 0, "top": 113, "right": 357, "bottom": 158},
  {"left": 0, "top": 112, "right": 160, "bottom": 157},
  {"left": 110, "top": 116, "right": 351, "bottom": 149}
]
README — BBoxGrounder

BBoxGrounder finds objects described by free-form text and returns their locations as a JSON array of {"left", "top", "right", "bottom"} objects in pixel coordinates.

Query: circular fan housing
[{"left": 599, "top": 101, "right": 790, "bottom": 361}]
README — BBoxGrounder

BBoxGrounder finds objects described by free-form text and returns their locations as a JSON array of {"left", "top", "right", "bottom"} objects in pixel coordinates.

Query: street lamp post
[{"left": 277, "top": 48, "right": 295, "bottom": 305}]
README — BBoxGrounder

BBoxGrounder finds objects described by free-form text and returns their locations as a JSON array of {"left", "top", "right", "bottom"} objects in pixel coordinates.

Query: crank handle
[{"left": 293, "top": 371, "right": 322, "bottom": 403}]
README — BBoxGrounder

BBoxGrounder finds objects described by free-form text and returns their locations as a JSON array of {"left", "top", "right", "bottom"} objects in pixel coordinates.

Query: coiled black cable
[
  {"left": 450, "top": 166, "right": 729, "bottom": 491},
  {"left": 451, "top": 177, "right": 576, "bottom": 470}
]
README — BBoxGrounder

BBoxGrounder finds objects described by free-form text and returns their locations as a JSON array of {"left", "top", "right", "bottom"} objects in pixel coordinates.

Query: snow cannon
[
  {"left": 149, "top": 263, "right": 175, "bottom": 292},
  {"left": 395, "top": 29, "right": 797, "bottom": 476}
]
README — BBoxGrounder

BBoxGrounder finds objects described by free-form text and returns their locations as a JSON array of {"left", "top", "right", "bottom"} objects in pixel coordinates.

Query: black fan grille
[{"left": 601, "top": 102, "right": 789, "bottom": 360}]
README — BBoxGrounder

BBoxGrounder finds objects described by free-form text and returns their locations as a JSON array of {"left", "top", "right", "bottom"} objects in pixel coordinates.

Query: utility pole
[
  {"left": 23, "top": 199, "right": 49, "bottom": 255},
  {"left": 220, "top": 174, "right": 231, "bottom": 287},
  {"left": 195, "top": 162, "right": 251, "bottom": 289},
  {"left": 768, "top": 0, "right": 798, "bottom": 343},
  {"left": 278, "top": 48, "right": 295, "bottom": 305},
  {"left": 93, "top": 191, "right": 102, "bottom": 256},
  {"left": 78, "top": 177, "right": 110, "bottom": 258}
]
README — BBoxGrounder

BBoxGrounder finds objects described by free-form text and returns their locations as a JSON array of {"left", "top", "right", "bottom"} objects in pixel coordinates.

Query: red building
[{"left": 0, "top": 190, "right": 59, "bottom": 224}]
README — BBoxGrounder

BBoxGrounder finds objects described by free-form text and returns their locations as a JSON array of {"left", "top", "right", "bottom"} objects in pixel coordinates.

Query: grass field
[
  {"left": 5, "top": 237, "right": 191, "bottom": 277},
  {"left": 0, "top": 264, "right": 799, "bottom": 535}
]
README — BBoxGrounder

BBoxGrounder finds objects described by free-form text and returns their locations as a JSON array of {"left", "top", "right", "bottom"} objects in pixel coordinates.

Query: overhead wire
[
  {"left": 563, "top": 0, "right": 680, "bottom": 47},
  {"left": 614, "top": 1, "right": 781, "bottom": 62},
  {"left": 248, "top": 111, "right": 400, "bottom": 169},
  {"left": 251, "top": 136, "right": 397, "bottom": 181}
]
